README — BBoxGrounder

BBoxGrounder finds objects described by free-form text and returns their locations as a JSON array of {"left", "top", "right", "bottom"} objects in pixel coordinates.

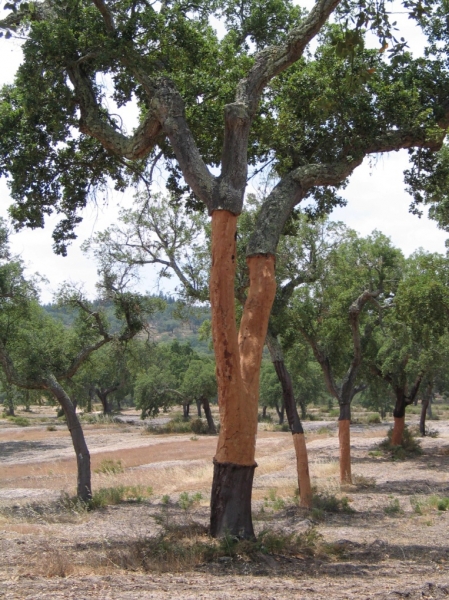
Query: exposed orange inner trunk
[
  {"left": 293, "top": 433, "right": 313, "bottom": 508},
  {"left": 338, "top": 419, "right": 352, "bottom": 484},
  {"left": 391, "top": 415, "right": 405, "bottom": 446},
  {"left": 210, "top": 210, "right": 276, "bottom": 466}
]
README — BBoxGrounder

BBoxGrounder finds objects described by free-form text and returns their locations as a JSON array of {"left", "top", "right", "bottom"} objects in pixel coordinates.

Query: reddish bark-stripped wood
[
  {"left": 293, "top": 433, "right": 313, "bottom": 508},
  {"left": 209, "top": 211, "right": 276, "bottom": 538},
  {"left": 210, "top": 210, "right": 249, "bottom": 465},
  {"left": 391, "top": 415, "right": 405, "bottom": 446},
  {"left": 238, "top": 254, "right": 277, "bottom": 417},
  {"left": 338, "top": 419, "right": 352, "bottom": 484}
]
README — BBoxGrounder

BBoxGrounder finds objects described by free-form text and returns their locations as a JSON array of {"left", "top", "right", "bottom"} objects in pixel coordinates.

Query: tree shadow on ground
[{"left": 0, "top": 440, "right": 68, "bottom": 461}]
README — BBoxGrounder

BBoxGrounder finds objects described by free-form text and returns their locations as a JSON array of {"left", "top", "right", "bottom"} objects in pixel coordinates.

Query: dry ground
[{"left": 1, "top": 407, "right": 449, "bottom": 599}]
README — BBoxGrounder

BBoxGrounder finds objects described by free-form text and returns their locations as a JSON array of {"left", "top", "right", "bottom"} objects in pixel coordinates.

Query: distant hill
[{"left": 42, "top": 293, "right": 212, "bottom": 353}]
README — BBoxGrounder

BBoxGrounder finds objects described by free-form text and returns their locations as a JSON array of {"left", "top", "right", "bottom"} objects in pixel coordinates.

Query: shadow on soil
[{"left": 0, "top": 440, "right": 68, "bottom": 461}]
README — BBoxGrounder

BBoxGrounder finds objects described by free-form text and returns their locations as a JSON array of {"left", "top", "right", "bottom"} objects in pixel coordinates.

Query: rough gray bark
[
  {"left": 265, "top": 330, "right": 303, "bottom": 434},
  {"left": 45, "top": 375, "right": 92, "bottom": 501}
]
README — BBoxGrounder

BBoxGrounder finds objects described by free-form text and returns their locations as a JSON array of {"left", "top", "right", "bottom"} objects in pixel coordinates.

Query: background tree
[
  {"left": 368, "top": 250, "right": 449, "bottom": 444},
  {"left": 290, "top": 230, "right": 403, "bottom": 482},
  {"left": 0, "top": 253, "right": 161, "bottom": 500}
]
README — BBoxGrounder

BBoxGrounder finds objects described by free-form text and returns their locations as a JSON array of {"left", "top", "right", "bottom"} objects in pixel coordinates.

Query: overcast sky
[{"left": 0, "top": 9, "right": 447, "bottom": 304}]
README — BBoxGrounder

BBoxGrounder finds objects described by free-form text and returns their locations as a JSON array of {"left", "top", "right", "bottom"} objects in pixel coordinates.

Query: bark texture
[
  {"left": 293, "top": 433, "right": 313, "bottom": 508},
  {"left": 338, "top": 419, "right": 352, "bottom": 484},
  {"left": 46, "top": 376, "right": 92, "bottom": 501},
  {"left": 209, "top": 210, "right": 276, "bottom": 537},
  {"left": 210, "top": 461, "right": 256, "bottom": 539},
  {"left": 391, "top": 416, "right": 405, "bottom": 446}
]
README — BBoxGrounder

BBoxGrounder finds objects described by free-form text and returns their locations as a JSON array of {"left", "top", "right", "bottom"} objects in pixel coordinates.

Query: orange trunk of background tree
[
  {"left": 209, "top": 210, "right": 276, "bottom": 538},
  {"left": 391, "top": 415, "right": 405, "bottom": 446},
  {"left": 338, "top": 418, "right": 352, "bottom": 484}
]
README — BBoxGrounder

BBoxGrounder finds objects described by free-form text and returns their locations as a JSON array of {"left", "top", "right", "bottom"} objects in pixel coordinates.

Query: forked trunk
[
  {"left": 47, "top": 376, "right": 92, "bottom": 501},
  {"left": 209, "top": 210, "right": 276, "bottom": 538},
  {"left": 338, "top": 404, "right": 352, "bottom": 484}
]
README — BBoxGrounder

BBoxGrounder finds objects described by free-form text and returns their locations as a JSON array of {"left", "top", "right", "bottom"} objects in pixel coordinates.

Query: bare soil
[{"left": 1, "top": 408, "right": 449, "bottom": 599}]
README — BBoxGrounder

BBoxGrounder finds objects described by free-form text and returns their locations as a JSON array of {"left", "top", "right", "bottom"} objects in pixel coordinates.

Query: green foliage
[
  {"left": 5, "top": 415, "right": 30, "bottom": 426},
  {"left": 312, "top": 493, "right": 354, "bottom": 516},
  {"left": 378, "top": 426, "right": 423, "bottom": 460},
  {"left": 178, "top": 492, "right": 202, "bottom": 512}
]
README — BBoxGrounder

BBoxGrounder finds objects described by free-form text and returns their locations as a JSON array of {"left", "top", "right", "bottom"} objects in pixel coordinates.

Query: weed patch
[{"left": 95, "top": 459, "right": 125, "bottom": 475}]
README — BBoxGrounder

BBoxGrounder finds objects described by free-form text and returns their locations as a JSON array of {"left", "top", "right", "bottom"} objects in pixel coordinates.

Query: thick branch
[
  {"left": 237, "top": 0, "right": 342, "bottom": 114},
  {"left": 340, "top": 289, "right": 380, "bottom": 402}
]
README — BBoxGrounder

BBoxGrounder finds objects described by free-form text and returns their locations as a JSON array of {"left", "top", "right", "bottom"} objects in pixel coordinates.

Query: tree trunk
[
  {"left": 96, "top": 390, "right": 112, "bottom": 415},
  {"left": 46, "top": 376, "right": 91, "bottom": 501},
  {"left": 183, "top": 403, "right": 190, "bottom": 420},
  {"left": 5, "top": 388, "right": 15, "bottom": 416},
  {"left": 210, "top": 460, "right": 256, "bottom": 539},
  {"left": 392, "top": 390, "right": 406, "bottom": 445},
  {"left": 274, "top": 400, "right": 285, "bottom": 424},
  {"left": 209, "top": 210, "right": 276, "bottom": 538},
  {"left": 201, "top": 396, "right": 216, "bottom": 434},
  {"left": 266, "top": 333, "right": 312, "bottom": 508},
  {"left": 419, "top": 382, "right": 433, "bottom": 437},
  {"left": 87, "top": 386, "right": 94, "bottom": 413},
  {"left": 338, "top": 404, "right": 352, "bottom": 484},
  {"left": 196, "top": 399, "right": 202, "bottom": 418},
  {"left": 262, "top": 405, "right": 267, "bottom": 419}
]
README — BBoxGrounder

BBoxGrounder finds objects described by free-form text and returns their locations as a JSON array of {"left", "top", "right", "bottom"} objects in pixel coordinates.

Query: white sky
[{"left": 0, "top": 6, "right": 447, "bottom": 303}]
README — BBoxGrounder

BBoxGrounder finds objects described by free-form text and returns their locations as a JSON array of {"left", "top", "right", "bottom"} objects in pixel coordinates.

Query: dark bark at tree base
[
  {"left": 183, "top": 403, "right": 190, "bottom": 420},
  {"left": 210, "top": 460, "right": 256, "bottom": 539},
  {"left": 96, "top": 392, "right": 112, "bottom": 415}
]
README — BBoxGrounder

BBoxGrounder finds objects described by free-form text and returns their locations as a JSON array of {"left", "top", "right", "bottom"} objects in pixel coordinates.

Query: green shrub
[
  {"left": 367, "top": 413, "right": 382, "bottom": 424},
  {"left": 178, "top": 492, "right": 202, "bottom": 512},
  {"left": 312, "top": 493, "right": 353, "bottom": 514},
  {"left": 7, "top": 416, "right": 30, "bottom": 426},
  {"left": 378, "top": 426, "right": 423, "bottom": 460},
  {"left": 328, "top": 409, "right": 340, "bottom": 418},
  {"left": 190, "top": 419, "right": 210, "bottom": 434}
]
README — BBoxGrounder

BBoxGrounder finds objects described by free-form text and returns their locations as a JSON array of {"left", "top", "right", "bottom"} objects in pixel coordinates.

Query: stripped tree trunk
[
  {"left": 338, "top": 403, "right": 351, "bottom": 484},
  {"left": 391, "top": 374, "right": 423, "bottom": 446},
  {"left": 266, "top": 331, "right": 312, "bottom": 508},
  {"left": 46, "top": 375, "right": 92, "bottom": 501},
  {"left": 210, "top": 211, "right": 276, "bottom": 538}
]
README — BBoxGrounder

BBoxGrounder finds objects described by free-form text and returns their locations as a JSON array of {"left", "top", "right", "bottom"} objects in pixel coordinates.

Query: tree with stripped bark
[
  {"left": 290, "top": 230, "right": 403, "bottom": 483},
  {"left": 2, "top": 0, "right": 449, "bottom": 537}
]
